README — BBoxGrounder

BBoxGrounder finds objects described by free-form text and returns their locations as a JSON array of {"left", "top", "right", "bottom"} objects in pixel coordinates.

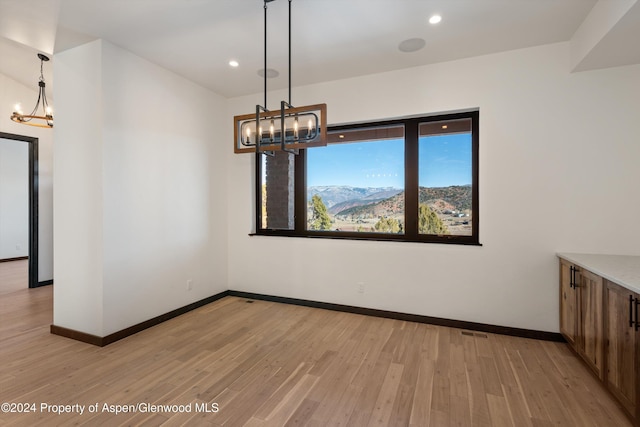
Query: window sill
[{"left": 249, "top": 231, "right": 482, "bottom": 246}]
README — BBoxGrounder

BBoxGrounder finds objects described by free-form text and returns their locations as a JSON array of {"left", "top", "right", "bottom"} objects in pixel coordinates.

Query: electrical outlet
[
  {"left": 357, "top": 282, "right": 365, "bottom": 294},
  {"left": 187, "top": 279, "right": 193, "bottom": 291}
]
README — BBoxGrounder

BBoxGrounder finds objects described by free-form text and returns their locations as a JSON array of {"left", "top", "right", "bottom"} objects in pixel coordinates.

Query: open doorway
[{"left": 0, "top": 132, "right": 38, "bottom": 289}]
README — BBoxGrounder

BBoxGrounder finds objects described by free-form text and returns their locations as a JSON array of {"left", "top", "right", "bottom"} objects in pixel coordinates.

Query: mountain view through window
[
  {"left": 307, "top": 126, "right": 405, "bottom": 233},
  {"left": 256, "top": 111, "right": 479, "bottom": 245}
]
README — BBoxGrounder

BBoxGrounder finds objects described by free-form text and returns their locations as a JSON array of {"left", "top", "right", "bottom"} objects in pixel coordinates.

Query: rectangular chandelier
[
  {"left": 233, "top": 0, "right": 327, "bottom": 155},
  {"left": 234, "top": 102, "right": 326, "bottom": 154}
]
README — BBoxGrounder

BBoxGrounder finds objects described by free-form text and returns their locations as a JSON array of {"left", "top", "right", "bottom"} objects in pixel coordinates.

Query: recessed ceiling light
[
  {"left": 398, "top": 38, "right": 426, "bottom": 53},
  {"left": 229, "top": 60, "right": 239, "bottom": 67},
  {"left": 429, "top": 15, "right": 442, "bottom": 25},
  {"left": 257, "top": 68, "right": 279, "bottom": 78}
]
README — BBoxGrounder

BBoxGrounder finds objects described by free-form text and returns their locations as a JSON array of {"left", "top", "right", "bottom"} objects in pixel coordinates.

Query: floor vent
[{"left": 461, "top": 331, "right": 488, "bottom": 338}]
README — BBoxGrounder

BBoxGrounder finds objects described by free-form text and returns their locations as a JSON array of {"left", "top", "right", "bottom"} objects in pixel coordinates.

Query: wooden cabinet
[
  {"left": 559, "top": 260, "right": 604, "bottom": 379},
  {"left": 604, "top": 280, "right": 639, "bottom": 420},
  {"left": 559, "top": 259, "right": 577, "bottom": 345},
  {"left": 559, "top": 255, "right": 640, "bottom": 426},
  {"left": 579, "top": 269, "right": 604, "bottom": 378}
]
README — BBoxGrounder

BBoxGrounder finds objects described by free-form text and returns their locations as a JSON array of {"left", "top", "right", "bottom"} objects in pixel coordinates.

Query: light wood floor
[
  {"left": 0, "top": 288, "right": 631, "bottom": 426},
  {"left": 0, "top": 259, "right": 28, "bottom": 295}
]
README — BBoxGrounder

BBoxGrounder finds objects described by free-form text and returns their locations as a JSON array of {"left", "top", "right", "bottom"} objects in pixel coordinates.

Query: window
[
  {"left": 256, "top": 110, "right": 479, "bottom": 245},
  {"left": 307, "top": 125, "right": 405, "bottom": 233},
  {"left": 418, "top": 118, "right": 474, "bottom": 237}
]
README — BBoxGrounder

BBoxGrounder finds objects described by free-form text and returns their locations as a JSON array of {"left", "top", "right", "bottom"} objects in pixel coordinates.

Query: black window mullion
[
  {"left": 255, "top": 153, "right": 263, "bottom": 231},
  {"left": 294, "top": 149, "right": 306, "bottom": 233},
  {"left": 471, "top": 111, "right": 480, "bottom": 242},
  {"left": 404, "top": 120, "right": 419, "bottom": 238}
]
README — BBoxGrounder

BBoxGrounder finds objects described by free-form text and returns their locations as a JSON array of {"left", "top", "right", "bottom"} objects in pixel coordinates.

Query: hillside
[
  {"left": 419, "top": 185, "right": 472, "bottom": 211},
  {"left": 336, "top": 192, "right": 405, "bottom": 217},
  {"left": 307, "top": 186, "right": 401, "bottom": 209},
  {"left": 327, "top": 188, "right": 403, "bottom": 214},
  {"left": 306, "top": 184, "right": 472, "bottom": 234},
  {"left": 334, "top": 185, "right": 471, "bottom": 217},
  {"left": 307, "top": 185, "right": 402, "bottom": 209}
]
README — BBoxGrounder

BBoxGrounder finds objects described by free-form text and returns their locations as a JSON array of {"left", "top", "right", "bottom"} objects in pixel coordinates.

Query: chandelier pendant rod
[
  {"left": 264, "top": 1, "right": 268, "bottom": 109},
  {"left": 288, "top": 0, "right": 292, "bottom": 106},
  {"left": 258, "top": 0, "right": 276, "bottom": 156},
  {"left": 280, "top": 0, "right": 298, "bottom": 154},
  {"left": 27, "top": 87, "right": 43, "bottom": 118}
]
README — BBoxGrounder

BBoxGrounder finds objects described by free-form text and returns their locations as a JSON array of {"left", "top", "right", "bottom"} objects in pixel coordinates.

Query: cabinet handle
[
  {"left": 635, "top": 297, "right": 639, "bottom": 332},
  {"left": 630, "top": 295, "right": 635, "bottom": 328},
  {"left": 571, "top": 266, "right": 579, "bottom": 289},
  {"left": 569, "top": 266, "right": 575, "bottom": 289}
]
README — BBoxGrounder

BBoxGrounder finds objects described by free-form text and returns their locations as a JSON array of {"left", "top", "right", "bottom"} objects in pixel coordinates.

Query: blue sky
[
  {"left": 306, "top": 133, "right": 471, "bottom": 188},
  {"left": 418, "top": 133, "right": 472, "bottom": 188},
  {"left": 307, "top": 139, "right": 404, "bottom": 187}
]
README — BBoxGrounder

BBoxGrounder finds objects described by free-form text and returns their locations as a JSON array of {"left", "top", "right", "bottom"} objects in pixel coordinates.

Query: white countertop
[{"left": 557, "top": 253, "right": 640, "bottom": 294}]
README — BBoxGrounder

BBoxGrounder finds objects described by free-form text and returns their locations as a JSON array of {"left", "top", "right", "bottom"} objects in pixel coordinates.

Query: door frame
[{"left": 0, "top": 131, "right": 39, "bottom": 288}]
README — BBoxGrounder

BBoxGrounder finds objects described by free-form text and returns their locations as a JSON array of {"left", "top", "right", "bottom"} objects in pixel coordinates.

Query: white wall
[
  {"left": 53, "top": 40, "right": 105, "bottom": 334},
  {"left": 0, "top": 72, "right": 54, "bottom": 281},
  {"left": 0, "top": 138, "right": 28, "bottom": 259},
  {"left": 54, "top": 40, "right": 228, "bottom": 336},
  {"left": 227, "top": 42, "right": 640, "bottom": 333}
]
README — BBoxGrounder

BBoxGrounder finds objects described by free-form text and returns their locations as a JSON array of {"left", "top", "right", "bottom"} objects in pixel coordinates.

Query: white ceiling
[{"left": 1, "top": 0, "right": 639, "bottom": 99}]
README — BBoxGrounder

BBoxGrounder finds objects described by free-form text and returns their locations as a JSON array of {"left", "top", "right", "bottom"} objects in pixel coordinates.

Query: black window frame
[{"left": 254, "top": 110, "right": 480, "bottom": 245}]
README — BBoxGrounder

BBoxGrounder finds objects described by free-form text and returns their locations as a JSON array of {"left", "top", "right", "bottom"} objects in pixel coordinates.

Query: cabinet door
[
  {"left": 579, "top": 269, "right": 604, "bottom": 379},
  {"left": 559, "top": 260, "right": 577, "bottom": 346},
  {"left": 605, "top": 281, "right": 637, "bottom": 417}
]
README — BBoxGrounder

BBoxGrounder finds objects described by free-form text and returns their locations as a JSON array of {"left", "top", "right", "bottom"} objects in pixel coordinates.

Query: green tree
[
  {"left": 374, "top": 217, "right": 401, "bottom": 233},
  {"left": 309, "top": 195, "right": 332, "bottom": 230},
  {"left": 418, "top": 204, "right": 449, "bottom": 235}
]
